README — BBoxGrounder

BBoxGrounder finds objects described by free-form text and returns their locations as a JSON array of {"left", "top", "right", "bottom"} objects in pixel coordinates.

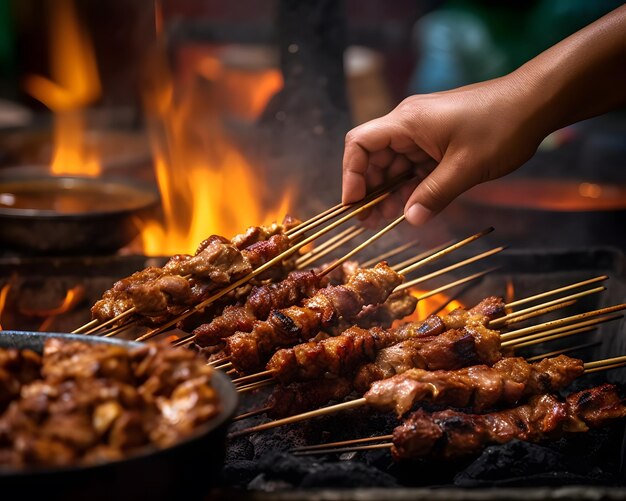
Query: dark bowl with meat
[{"left": 0, "top": 331, "right": 238, "bottom": 501}]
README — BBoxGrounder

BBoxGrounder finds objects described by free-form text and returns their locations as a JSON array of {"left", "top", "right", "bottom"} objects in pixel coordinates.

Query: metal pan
[
  {"left": 0, "top": 168, "right": 159, "bottom": 255},
  {"left": 0, "top": 331, "right": 238, "bottom": 501}
]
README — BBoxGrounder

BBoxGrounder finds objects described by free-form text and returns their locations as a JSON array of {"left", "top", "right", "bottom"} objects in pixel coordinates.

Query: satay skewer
[
  {"left": 230, "top": 352, "right": 626, "bottom": 438},
  {"left": 229, "top": 280, "right": 610, "bottom": 385},
  {"left": 361, "top": 238, "right": 421, "bottom": 269}
]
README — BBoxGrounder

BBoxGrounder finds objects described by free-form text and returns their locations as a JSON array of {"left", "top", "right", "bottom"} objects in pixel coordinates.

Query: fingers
[
  {"left": 342, "top": 120, "right": 396, "bottom": 204},
  {"left": 404, "top": 154, "right": 480, "bottom": 226}
]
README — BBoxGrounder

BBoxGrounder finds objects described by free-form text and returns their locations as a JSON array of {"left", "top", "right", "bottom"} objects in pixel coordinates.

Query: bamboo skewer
[
  {"left": 292, "top": 435, "right": 394, "bottom": 452},
  {"left": 232, "top": 406, "right": 275, "bottom": 422},
  {"left": 293, "top": 443, "right": 393, "bottom": 456},
  {"left": 237, "top": 379, "right": 276, "bottom": 394},
  {"left": 397, "top": 227, "right": 494, "bottom": 277},
  {"left": 503, "top": 314, "right": 623, "bottom": 348},
  {"left": 396, "top": 247, "right": 505, "bottom": 292},
  {"left": 526, "top": 341, "right": 601, "bottom": 361},
  {"left": 500, "top": 305, "right": 626, "bottom": 342},
  {"left": 232, "top": 370, "right": 274, "bottom": 386},
  {"left": 494, "top": 300, "right": 578, "bottom": 327},
  {"left": 391, "top": 241, "right": 453, "bottom": 273},
  {"left": 414, "top": 268, "right": 497, "bottom": 302},
  {"left": 318, "top": 215, "right": 407, "bottom": 277},
  {"left": 72, "top": 318, "right": 99, "bottom": 334},
  {"left": 295, "top": 226, "right": 365, "bottom": 268},
  {"left": 490, "top": 286, "right": 606, "bottom": 328},
  {"left": 505, "top": 276, "right": 608, "bottom": 309},
  {"left": 361, "top": 238, "right": 421, "bottom": 269}
]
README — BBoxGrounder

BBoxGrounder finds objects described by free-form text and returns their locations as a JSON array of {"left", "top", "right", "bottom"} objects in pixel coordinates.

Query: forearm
[{"left": 512, "top": 5, "right": 626, "bottom": 138}]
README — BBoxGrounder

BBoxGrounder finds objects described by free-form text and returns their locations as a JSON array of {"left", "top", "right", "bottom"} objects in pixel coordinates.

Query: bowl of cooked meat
[{"left": 0, "top": 331, "right": 238, "bottom": 501}]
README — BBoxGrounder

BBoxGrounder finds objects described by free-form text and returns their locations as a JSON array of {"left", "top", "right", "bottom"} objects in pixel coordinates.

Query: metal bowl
[
  {"left": 0, "top": 169, "right": 159, "bottom": 255},
  {"left": 0, "top": 331, "right": 238, "bottom": 501}
]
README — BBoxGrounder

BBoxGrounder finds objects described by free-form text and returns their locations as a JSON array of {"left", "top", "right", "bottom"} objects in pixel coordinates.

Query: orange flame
[
  {"left": 23, "top": 0, "right": 101, "bottom": 176},
  {"left": 0, "top": 283, "right": 11, "bottom": 330},
  {"left": 139, "top": 46, "right": 292, "bottom": 256}
]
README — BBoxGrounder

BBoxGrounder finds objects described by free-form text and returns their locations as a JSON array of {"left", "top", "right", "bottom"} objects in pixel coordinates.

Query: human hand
[{"left": 342, "top": 75, "right": 548, "bottom": 226}]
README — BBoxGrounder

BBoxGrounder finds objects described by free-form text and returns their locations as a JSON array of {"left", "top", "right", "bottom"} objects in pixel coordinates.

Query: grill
[{"left": 2, "top": 246, "right": 625, "bottom": 498}]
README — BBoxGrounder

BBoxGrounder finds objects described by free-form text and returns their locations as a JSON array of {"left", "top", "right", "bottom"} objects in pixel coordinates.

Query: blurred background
[{"left": 0, "top": 0, "right": 625, "bottom": 258}]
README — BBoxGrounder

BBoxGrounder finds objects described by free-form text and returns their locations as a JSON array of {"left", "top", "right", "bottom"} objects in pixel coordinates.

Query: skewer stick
[
  {"left": 237, "top": 379, "right": 276, "bottom": 394},
  {"left": 233, "top": 406, "right": 275, "bottom": 422},
  {"left": 295, "top": 226, "right": 361, "bottom": 266},
  {"left": 232, "top": 370, "right": 274, "bottom": 386},
  {"left": 208, "top": 356, "right": 230, "bottom": 367},
  {"left": 293, "top": 443, "right": 393, "bottom": 456},
  {"left": 526, "top": 341, "right": 601, "bottom": 361},
  {"left": 584, "top": 354, "right": 626, "bottom": 370},
  {"left": 500, "top": 304, "right": 626, "bottom": 341},
  {"left": 505, "top": 276, "right": 608, "bottom": 309},
  {"left": 414, "top": 268, "right": 497, "bottom": 302},
  {"left": 496, "top": 300, "right": 578, "bottom": 327},
  {"left": 503, "top": 313, "right": 623, "bottom": 348},
  {"left": 214, "top": 362, "right": 233, "bottom": 371},
  {"left": 287, "top": 173, "right": 414, "bottom": 239},
  {"left": 492, "top": 286, "right": 606, "bottom": 327},
  {"left": 229, "top": 398, "right": 368, "bottom": 438},
  {"left": 296, "top": 227, "right": 367, "bottom": 269},
  {"left": 391, "top": 241, "right": 452, "bottom": 272},
  {"left": 71, "top": 318, "right": 99, "bottom": 334},
  {"left": 397, "top": 227, "right": 494, "bottom": 276},
  {"left": 396, "top": 246, "right": 505, "bottom": 291},
  {"left": 292, "top": 435, "right": 394, "bottom": 452},
  {"left": 80, "top": 308, "right": 136, "bottom": 335},
  {"left": 361, "top": 238, "right": 420, "bottom": 268},
  {"left": 585, "top": 362, "right": 626, "bottom": 374},
  {"left": 136, "top": 192, "right": 393, "bottom": 342},
  {"left": 319, "top": 215, "right": 406, "bottom": 276}
]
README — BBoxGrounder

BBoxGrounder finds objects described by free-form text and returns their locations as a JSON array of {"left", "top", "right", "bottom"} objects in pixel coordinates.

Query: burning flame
[
  {"left": 23, "top": 0, "right": 102, "bottom": 176},
  {"left": 140, "top": 42, "right": 292, "bottom": 255},
  {"left": 0, "top": 283, "right": 11, "bottom": 331}
]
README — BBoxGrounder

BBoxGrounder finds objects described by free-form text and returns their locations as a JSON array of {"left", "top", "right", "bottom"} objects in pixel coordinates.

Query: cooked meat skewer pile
[
  {"left": 391, "top": 383, "right": 626, "bottom": 460},
  {"left": 226, "top": 262, "right": 405, "bottom": 373},
  {"left": 91, "top": 219, "right": 299, "bottom": 327}
]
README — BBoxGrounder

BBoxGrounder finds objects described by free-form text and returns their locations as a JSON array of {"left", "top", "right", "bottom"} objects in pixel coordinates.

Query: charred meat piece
[
  {"left": 266, "top": 378, "right": 353, "bottom": 419},
  {"left": 226, "top": 262, "right": 404, "bottom": 372},
  {"left": 353, "top": 321, "right": 502, "bottom": 393},
  {"left": 354, "top": 290, "right": 418, "bottom": 329},
  {"left": 391, "top": 384, "right": 626, "bottom": 460},
  {"left": 266, "top": 325, "right": 396, "bottom": 383},
  {"left": 364, "top": 355, "right": 585, "bottom": 417},
  {"left": 192, "top": 270, "right": 323, "bottom": 347}
]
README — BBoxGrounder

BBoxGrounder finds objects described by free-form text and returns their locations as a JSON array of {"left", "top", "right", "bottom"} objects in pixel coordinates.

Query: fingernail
[{"left": 406, "top": 204, "right": 433, "bottom": 226}]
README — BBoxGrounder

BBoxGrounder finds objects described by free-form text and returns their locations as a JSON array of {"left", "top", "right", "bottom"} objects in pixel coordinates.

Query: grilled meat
[
  {"left": 266, "top": 378, "right": 353, "bottom": 419},
  {"left": 91, "top": 223, "right": 294, "bottom": 325},
  {"left": 391, "top": 384, "right": 626, "bottom": 460},
  {"left": 226, "top": 262, "right": 404, "bottom": 372},
  {"left": 0, "top": 340, "right": 220, "bottom": 468},
  {"left": 192, "top": 270, "right": 323, "bottom": 347},
  {"left": 365, "top": 355, "right": 585, "bottom": 416}
]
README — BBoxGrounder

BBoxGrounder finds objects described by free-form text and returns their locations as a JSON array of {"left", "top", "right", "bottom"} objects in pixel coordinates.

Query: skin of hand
[{"left": 342, "top": 5, "right": 626, "bottom": 227}]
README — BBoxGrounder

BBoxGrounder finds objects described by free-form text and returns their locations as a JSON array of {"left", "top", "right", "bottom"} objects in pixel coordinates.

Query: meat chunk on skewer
[
  {"left": 391, "top": 384, "right": 626, "bottom": 460},
  {"left": 364, "top": 355, "right": 585, "bottom": 417},
  {"left": 226, "top": 262, "right": 404, "bottom": 372}
]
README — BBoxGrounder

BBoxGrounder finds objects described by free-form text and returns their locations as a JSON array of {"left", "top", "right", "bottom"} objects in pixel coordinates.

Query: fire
[
  {"left": 397, "top": 289, "right": 465, "bottom": 326},
  {"left": 139, "top": 44, "right": 292, "bottom": 255},
  {"left": 23, "top": 0, "right": 102, "bottom": 176},
  {"left": 0, "top": 283, "right": 11, "bottom": 330}
]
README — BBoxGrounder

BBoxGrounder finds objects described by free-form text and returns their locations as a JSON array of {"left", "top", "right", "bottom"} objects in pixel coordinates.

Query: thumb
[{"left": 404, "top": 155, "right": 480, "bottom": 226}]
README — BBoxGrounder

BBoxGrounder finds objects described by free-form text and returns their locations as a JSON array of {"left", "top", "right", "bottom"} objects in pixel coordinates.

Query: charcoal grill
[{"left": 1, "top": 246, "right": 625, "bottom": 499}]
